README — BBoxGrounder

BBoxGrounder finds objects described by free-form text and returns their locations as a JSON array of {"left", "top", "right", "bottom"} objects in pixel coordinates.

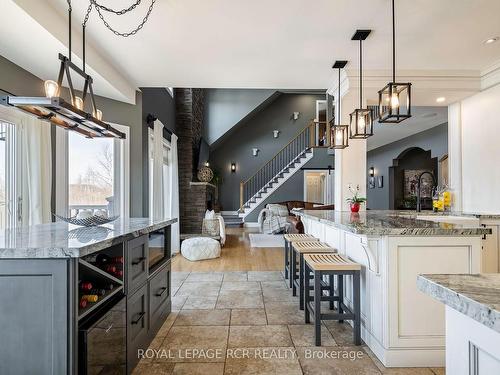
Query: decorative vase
[
  {"left": 197, "top": 166, "right": 214, "bottom": 183},
  {"left": 350, "top": 202, "right": 360, "bottom": 213}
]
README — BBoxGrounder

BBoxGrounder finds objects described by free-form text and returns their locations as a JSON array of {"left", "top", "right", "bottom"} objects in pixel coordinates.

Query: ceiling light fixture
[
  {"left": 330, "top": 60, "right": 349, "bottom": 149},
  {"left": 0, "top": 0, "right": 126, "bottom": 138},
  {"left": 436, "top": 97, "right": 446, "bottom": 103},
  {"left": 350, "top": 30, "right": 374, "bottom": 139},
  {"left": 484, "top": 37, "right": 499, "bottom": 44},
  {"left": 378, "top": 0, "right": 412, "bottom": 124}
]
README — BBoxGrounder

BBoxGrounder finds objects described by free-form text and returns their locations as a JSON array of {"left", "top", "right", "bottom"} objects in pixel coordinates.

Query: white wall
[{"left": 459, "top": 83, "right": 500, "bottom": 213}]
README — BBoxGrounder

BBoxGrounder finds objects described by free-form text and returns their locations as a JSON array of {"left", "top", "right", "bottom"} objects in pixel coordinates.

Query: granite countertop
[
  {"left": 0, "top": 217, "right": 177, "bottom": 259},
  {"left": 293, "top": 210, "right": 492, "bottom": 236},
  {"left": 417, "top": 274, "right": 500, "bottom": 333}
]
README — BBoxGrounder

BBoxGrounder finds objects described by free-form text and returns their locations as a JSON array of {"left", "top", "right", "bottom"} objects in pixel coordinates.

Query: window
[
  {"left": 56, "top": 124, "right": 129, "bottom": 219},
  {"left": 148, "top": 128, "right": 170, "bottom": 218}
]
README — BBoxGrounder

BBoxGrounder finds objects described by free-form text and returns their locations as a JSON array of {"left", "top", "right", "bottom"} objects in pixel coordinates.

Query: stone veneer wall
[{"left": 175, "top": 88, "right": 209, "bottom": 234}]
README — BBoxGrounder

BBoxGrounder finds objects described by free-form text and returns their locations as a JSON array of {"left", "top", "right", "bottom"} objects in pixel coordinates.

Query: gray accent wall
[
  {"left": 366, "top": 123, "right": 448, "bottom": 210},
  {"left": 210, "top": 93, "right": 330, "bottom": 214},
  {"left": 0, "top": 55, "right": 173, "bottom": 218},
  {"left": 204, "top": 89, "right": 277, "bottom": 145}
]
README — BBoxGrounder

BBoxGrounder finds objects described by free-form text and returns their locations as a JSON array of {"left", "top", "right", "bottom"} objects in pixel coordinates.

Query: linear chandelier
[
  {"left": 330, "top": 60, "right": 349, "bottom": 149},
  {"left": 1, "top": 0, "right": 156, "bottom": 139}
]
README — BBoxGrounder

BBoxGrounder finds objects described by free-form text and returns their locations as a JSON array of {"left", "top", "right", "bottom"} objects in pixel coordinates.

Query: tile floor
[{"left": 133, "top": 271, "right": 445, "bottom": 375}]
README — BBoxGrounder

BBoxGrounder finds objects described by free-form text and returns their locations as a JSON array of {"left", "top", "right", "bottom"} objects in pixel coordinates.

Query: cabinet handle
[
  {"left": 155, "top": 287, "right": 168, "bottom": 297},
  {"left": 132, "top": 257, "right": 146, "bottom": 265},
  {"left": 131, "top": 312, "right": 145, "bottom": 325}
]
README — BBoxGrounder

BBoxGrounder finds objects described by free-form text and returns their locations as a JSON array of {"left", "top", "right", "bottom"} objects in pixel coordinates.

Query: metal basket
[{"left": 54, "top": 214, "right": 119, "bottom": 227}]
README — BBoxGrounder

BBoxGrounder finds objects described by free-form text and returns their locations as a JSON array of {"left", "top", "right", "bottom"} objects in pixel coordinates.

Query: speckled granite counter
[
  {"left": 293, "top": 210, "right": 491, "bottom": 236},
  {"left": 0, "top": 217, "right": 177, "bottom": 258},
  {"left": 417, "top": 274, "right": 500, "bottom": 333}
]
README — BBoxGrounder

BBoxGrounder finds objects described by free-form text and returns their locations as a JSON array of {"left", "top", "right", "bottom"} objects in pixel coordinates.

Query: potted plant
[{"left": 346, "top": 185, "right": 366, "bottom": 213}]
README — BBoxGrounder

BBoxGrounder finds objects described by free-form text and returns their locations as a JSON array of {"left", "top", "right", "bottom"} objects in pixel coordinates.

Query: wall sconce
[
  {"left": 204, "top": 161, "right": 210, "bottom": 167},
  {"left": 231, "top": 163, "right": 236, "bottom": 173},
  {"left": 273, "top": 130, "right": 280, "bottom": 138},
  {"left": 292, "top": 112, "right": 300, "bottom": 121},
  {"left": 369, "top": 167, "right": 375, "bottom": 177},
  {"left": 252, "top": 148, "right": 259, "bottom": 157}
]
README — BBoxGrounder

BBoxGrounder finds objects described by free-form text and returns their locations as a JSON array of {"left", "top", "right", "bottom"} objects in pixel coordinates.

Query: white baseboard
[{"left": 244, "top": 222, "right": 260, "bottom": 228}]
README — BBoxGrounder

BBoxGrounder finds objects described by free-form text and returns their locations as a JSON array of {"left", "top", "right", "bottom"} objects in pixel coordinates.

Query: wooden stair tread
[{"left": 304, "top": 253, "right": 361, "bottom": 271}]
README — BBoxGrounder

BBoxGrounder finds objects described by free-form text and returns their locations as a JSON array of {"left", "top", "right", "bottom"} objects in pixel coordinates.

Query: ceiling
[
  {"left": 2, "top": 0, "right": 500, "bottom": 103},
  {"left": 367, "top": 106, "right": 448, "bottom": 151}
]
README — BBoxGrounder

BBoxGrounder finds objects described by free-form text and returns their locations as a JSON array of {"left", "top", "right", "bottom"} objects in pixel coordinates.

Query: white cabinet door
[{"left": 481, "top": 225, "right": 499, "bottom": 273}]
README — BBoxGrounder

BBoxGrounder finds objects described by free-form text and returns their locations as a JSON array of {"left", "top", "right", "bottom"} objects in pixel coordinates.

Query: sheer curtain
[
  {"left": 151, "top": 120, "right": 164, "bottom": 221},
  {"left": 169, "top": 133, "right": 180, "bottom": 253}
]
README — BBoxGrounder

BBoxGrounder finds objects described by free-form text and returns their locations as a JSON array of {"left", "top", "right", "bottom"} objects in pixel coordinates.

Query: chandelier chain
[
  {"left": 91, "top": 0, "right": 156, "bottom": 37},
  {"left": 93, "top": 0, "right": 142, "bottom": 15},
  {"left": 83, "top": 3, "right": 92, "bottom": 27}
]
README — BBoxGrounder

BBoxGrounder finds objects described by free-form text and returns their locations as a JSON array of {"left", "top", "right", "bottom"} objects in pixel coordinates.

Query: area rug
[{"left": 249, "top": 233, "right": 285, "bottom": 248}]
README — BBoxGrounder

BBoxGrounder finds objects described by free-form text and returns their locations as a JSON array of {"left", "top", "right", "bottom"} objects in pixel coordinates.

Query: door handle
[
  {"left": 131, "top": 257, "right": 146, "bottom": 265},
  {"left": 131, "top": 312, "right": 145, "bottom": 325},
  {"left": 155, "top": 287, "right": 167, "bottom": 297}
]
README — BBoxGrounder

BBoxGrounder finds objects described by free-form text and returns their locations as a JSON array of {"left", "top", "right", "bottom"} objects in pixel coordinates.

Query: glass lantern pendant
[
  {"left": 330, "top": 61, "right": 349, "bottom": 149},
  {"left": 378, "top": 0, "right": 412, "bottom": 124},
  {"left": 350, "top": 30, "right": 374, "bottom": 139}
]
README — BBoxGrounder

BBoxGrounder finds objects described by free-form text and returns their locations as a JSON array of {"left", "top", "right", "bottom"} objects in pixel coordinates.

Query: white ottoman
[{"left": 181, "top": 237, "right": 221, "bottom": 261}]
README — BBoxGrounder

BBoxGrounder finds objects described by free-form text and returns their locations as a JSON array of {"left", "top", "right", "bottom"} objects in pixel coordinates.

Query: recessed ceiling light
[
  {"left": 436, "top": 97, "right": 446, "bottom": 103},
  {"left": 484, "top": 37, "right": 499, "bottom": 44}
]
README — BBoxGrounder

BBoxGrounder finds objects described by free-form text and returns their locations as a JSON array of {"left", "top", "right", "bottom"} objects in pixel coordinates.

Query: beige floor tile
[
  {"left": 216, "top": 290, "right": 264, "bottom": 309},
  {"left": 261, "top": 280, "right": 288, "bottom": 289},
  {"left": 172, "top": 296, "right": 187, "bottom": 310},
  {"left": 265, "top": 302, "right": 305, "bottom": 325},
  {"left": 288, "top": 324, "right": 337, "bottom": 347},
  {"left": 173, "top": 362, "right": 225, "bottom": 375},
  {"left": 159, "top": 326, "right": 229, "bottom": 362},
  {"left": 175, "top": 281, "right": 221, "bottom": 297},
  {"left": 248, "top": 271, "right": 284, "bottom": 281},
  {"left": 296, "top": 346, "right": 381, "bottom": 374},
  {"left": 182, "top": 295, "right": 218, "bottom": 310},
  {"left": 174, "top": 309, "right": 231, "bottom": 326},
  {"left": 132, "top": 362, "right": 175, "bottom": 374},
  {"left": 223, "top": 271, "right": 248, "bottom": 282},
  {"left": 324, "top": 320, "right": 362, "bottom": 346},
  {"left": 224, "top": 347, "right": 302, "bottom": 375},
  {"left": 156, "top": 311, "right": 179, "bottom": 337},
  {"left": 172, "top": 271, "right": 191, "bottom": 282},
  {"left": 262, "top": 286, "right": 298, "bottom": 302},
  {"left": 220, "top": 281, "right": 261, "bottom": 291},
  {"left": 363, "top": 346, "right": 435, "bottom": 374},
  {"left": 230, "top": 309, "right": 268, "bottom": 325},
  {"left": 228, "top": 325, "right": 293, "bottom": 347},
  {"left": 185, "top": 272, "right": 224, "bottom": 282}
]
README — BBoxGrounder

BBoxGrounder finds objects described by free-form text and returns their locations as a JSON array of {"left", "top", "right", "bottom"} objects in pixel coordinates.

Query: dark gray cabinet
[
  {"left": 0, "top": 259, "right": 71, "bottom": 375},
  {"left": 149, "top": 262, "right": 171, "bottom": 336},
  {"left": 126, "top": 235, "right": 149, "bottom": 295},
  {"left": 126, "top": 284, "right": 149, "bottom": 371}
]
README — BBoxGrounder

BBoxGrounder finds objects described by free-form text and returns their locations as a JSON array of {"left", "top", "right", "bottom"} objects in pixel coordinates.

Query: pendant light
[
  {"left": 330, "top": 61, "right": 349, "bottom": 149},
  {"left": 378, "top": 0, "right": 412, "bottom": 123},
  {"left": 350, "top": 30, "right": 373, "bottom": 139}
]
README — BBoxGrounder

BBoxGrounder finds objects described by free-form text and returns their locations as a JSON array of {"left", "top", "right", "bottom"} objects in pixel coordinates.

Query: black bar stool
[
  {"left": 283, "top": 234, "right": 318, "bottom": 287},
  {"left": 290, "top": 241, "right": 336, "bottom": 310},
  {"left": 303, "top": 253, "right": 361, "bottom": 346}
]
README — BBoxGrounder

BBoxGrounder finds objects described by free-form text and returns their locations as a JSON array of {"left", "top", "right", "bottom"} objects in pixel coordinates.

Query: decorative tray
[{"left": 54, "top": 214, "right": 119, "bottom": 227}]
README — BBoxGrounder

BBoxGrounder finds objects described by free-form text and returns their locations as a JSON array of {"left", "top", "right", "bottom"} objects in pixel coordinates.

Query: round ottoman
[{"left": 181, "top": 237, "right": 221, "bottom": 261}]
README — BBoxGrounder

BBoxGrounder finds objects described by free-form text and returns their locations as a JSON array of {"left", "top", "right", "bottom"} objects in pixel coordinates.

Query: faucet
[{"left": 416, "top": 171, "right": 437, "bottom": 212}]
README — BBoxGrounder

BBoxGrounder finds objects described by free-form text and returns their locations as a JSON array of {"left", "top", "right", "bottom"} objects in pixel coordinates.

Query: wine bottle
[
  {"left": 79, "top": 299, "right": 88, "bottom": 309},
  {"left": 89, "top": 288, "right": 106, "bottom": 296},
  {"left": 87, "top": 253, "right": 110, "bottom": 266},
  {"left": 81, "top": 294, "right": 99, "bottom": 303},
  {"left": 110, "top": 256, "right": 124, "bottom": 264},
  {"left": 80, "top": 282, "right": 93, "bottom": 291},
  {"left": 105, "top": 265, "right": 117, "bottom": 273}
]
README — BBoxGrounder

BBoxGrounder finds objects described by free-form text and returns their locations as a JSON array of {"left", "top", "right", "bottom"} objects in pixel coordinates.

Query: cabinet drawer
[
  {"left": 127, "top": 284, "right": 149, "bottom": 371},
  {"left": 149, "top": 263, "right": 171, "bottom": 335},
  {"left": 126, "top": 235, "right": 148, "bottom": 294}
]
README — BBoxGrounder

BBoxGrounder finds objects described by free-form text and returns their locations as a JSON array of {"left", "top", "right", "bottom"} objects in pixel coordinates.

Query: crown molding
[{"left": 481, "top": 60, "right": 500, "bottom": 90}]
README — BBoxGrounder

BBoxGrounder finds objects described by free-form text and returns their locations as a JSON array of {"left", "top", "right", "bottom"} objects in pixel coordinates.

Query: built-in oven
[
  {"left": 148, "top": 226, "right": 171, "bottom": 272},
  {"left": 79, "top": 294, "right": 126, "bottom": 375}
]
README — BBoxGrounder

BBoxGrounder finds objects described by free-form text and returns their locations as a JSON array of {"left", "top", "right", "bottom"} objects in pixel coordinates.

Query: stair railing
[{"left": 239, "top": 120, "right": 328, "bottom": 211}]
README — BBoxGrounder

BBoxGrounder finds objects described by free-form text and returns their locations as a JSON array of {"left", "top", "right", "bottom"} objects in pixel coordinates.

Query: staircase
[{"left": 239, "top": 121, "right": 327, "bottom": 219}]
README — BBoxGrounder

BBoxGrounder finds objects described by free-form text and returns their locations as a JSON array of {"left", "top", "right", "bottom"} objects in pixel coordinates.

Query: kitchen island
[
  {"left": 418, "top": 274, "right": 500, "bottom": 374},
  {"left": 294, "top": 209, "right": 490, "bottom": 367},
  {"left": 0, "top": 217, "right": 177, "bottom": 375}
]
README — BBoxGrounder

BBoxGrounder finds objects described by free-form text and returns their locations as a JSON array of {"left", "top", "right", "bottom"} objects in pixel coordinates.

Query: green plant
[{"left": 346, "top": 185, "right": 367, "bottom": 205}]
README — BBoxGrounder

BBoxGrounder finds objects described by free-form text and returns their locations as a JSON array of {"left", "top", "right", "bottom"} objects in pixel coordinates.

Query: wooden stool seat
[
  {"left": 304, "top": 253, "right": 361, "bottom": 271},
  {"left": 284, "top": 233, "right": 319, "bottom": 242},
  {"left": 292, "top": 241, "right": 335, "bottom": 253}
]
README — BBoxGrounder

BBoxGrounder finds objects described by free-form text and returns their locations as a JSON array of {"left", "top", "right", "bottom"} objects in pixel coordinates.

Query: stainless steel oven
[
  {"left": 148, "top": 226, "right": 171, "bottom": 272},
  {"left": 79, "top": 294, "right": 126, "bottom": 375}
]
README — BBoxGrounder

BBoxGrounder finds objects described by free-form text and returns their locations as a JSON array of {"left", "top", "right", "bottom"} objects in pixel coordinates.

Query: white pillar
[
  {"left": 334, "top": 91, "right": 367, "bottom": 211},
  {"left": 448, "top": 102, "right": 462, "bottom": 211}
]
